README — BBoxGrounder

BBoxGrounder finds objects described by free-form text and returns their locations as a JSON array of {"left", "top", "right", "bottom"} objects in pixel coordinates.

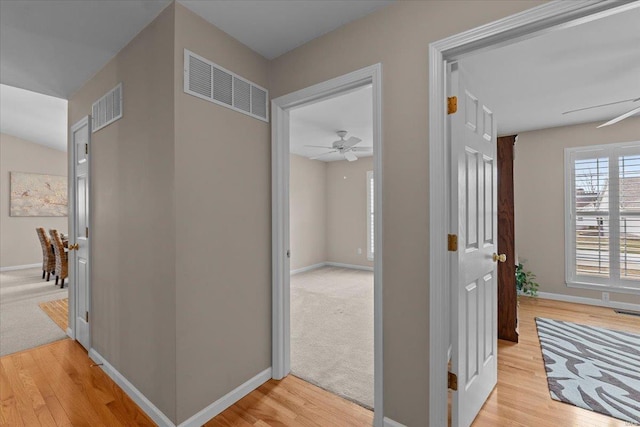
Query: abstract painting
[{"left": 10, "top": 172, "right": 68, "bottom": 217}]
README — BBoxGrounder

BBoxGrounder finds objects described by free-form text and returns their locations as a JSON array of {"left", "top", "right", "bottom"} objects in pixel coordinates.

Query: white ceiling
[
  {"left": 180, "top": 1, "right": 393, "bottom": 60},
  {"left": 460, "top": 6, "right": 640, "bottom": 135},
  {"left": 0, "top": 84, "right": 68, "bottom": 152},
  {"left": 290, "top": 85, "right": 373, "bottom": 162},
  {"left": 0, "top": 0, "right": 172, "bottom": 99}
]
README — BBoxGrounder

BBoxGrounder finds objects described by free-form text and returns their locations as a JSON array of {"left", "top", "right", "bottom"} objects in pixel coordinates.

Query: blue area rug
[{"left": 535, "top": 317, "right": 640, "bottom": 424}]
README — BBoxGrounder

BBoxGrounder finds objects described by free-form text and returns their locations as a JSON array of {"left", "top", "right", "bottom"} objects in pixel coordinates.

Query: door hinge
[
  {"left": 448, "top": 234, "right": 458, "bottom": 252},
  {"left": 447, "top": 96, "right": 458, "bottom": 114},
  {"left": 448, "top": 371, "right": 458, "bottom": 391},
  {"left": 85, "top": 143, "right": 88, "bottom": 155},
  {"left": 85, "top": 311, "right": 89, "bottom": 323},
  {"left": 86, "top": 227, "right": 89, "bottom": 238}
]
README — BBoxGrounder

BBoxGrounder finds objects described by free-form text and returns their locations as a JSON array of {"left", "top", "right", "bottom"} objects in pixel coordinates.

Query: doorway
[
  {"left": 429, "top": 2, "right": 640, "bottom": 426},
  {"left": 288, "top": 85, "right": 375, "bottom": 408},
  {"left": 272, "top": 64, "right": 383, "bottom": 426}
]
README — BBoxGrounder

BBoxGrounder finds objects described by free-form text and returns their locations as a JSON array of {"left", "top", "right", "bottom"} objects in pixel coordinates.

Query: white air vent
[
  {"left": 184, "top": 49, "right": 268, "bottom": 122},
  {"left": 92, "top": 83, "right": 123, "bottom": 133}
]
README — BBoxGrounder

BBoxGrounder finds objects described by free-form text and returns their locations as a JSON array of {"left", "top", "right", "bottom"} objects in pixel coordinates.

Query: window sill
[{"left": 566, "top": 280, "right": 640, "bottom": 295}]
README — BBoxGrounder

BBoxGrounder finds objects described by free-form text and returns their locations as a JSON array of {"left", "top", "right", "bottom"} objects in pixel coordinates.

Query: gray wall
[
  {"left": 0, "top": 133, "right": 68, "bottom": 268},
  {"left": 326, "top": 157, "right": 374, "bottom": 268},
  {"left": 68, "top": 3, "right": 177, "bottom": 420},
  {"left": 515, "top": 117, "right": 640, "bottom": 306},
  {"left": 290, "top": 154, "right": 327, "bottom": 270},
  {"left": 268, "top": 1, "right": 545, "bottom": 424},
  {"left": 173, "top": 3, "right": 272, "bottom": 423}
]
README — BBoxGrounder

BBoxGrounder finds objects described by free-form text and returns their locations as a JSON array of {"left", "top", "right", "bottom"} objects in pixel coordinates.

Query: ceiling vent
[
  {"left": 92, "top": 83, "right": 123, "bottom": 133},
  {"left": 184, "top": 49, "right": 268, "bottom": 122}
]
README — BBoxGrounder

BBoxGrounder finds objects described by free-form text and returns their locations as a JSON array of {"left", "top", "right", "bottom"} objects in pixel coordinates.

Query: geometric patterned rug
[{"left": 535, "top": 317, "right": 640, "bottom": 424}]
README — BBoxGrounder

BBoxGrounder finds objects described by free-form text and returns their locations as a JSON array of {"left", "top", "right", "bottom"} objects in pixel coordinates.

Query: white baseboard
[
  {"left": 0, "top": 263, "right": 40, "bottom": 272},
  {"left": 66, "top": 327, "right": 74, "bottom": 339},
  {"left": 89, "top": 349, "right": 175, "bottom": 426},
  {"left": 383, "top": 417, "right": 407, "bottom": 427},
  {"left": 290, "top": 261, "right": 374, "bottom": 275},
  {"left": 89, "top": 348, "right": 272, "bottom": 427},
  {"left": 178, "top": 367, "right": 272, "bottom": 427},
  {"left": 326, "top": 261, "right": 374, "bottom": 271},
  {"left": 290, "top": 262, "right": 326, "bottom": 275},
  {"left": 537, "top": 291, "right": 640, "bottom": 312}
]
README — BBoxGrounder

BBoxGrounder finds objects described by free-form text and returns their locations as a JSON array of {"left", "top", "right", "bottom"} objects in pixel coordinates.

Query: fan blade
[
  {"left": 310, "top": 150, "right": 337, "bottom": 160},
  {"left": 305, "top": 145, "right": 333, "bottom": 149},
  {"left": 597, "top": 106, "right": 640, "bottom": 128},
  {"left": 344, "top": 136, "right": 362, "bottom": 148},
  {"left": 563, "top": 97, "right": 639, "bottom": 115},
  {"left": 350, "top": 147, "right": 372, "bottom": 152},
  {"left": 344, "top": 151, "right": 358, "bottom": 162}
]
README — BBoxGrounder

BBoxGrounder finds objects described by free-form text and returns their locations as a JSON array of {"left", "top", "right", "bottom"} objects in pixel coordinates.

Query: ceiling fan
[
  {"left": 305, "top": 130, "right": 372, "bottom": 162},
  {"left": 562, "top": 97, "right": 640, "bottom": 128}
]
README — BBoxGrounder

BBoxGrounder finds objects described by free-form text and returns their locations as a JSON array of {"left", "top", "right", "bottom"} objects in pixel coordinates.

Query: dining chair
[
  {"left": 36, "top": 227, "right": 55, "bottom": 281},
  {"left": 49, "top": 229, "right": 68, "bottom": 288}
]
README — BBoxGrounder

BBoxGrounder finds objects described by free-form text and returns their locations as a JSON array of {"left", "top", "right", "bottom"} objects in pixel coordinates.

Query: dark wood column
[{"left": 497, "top": 135, "right": 518, "bottom": 342}]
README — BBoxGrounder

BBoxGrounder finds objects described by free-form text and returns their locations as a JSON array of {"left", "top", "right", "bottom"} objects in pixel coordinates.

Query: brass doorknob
[
  {"left": 68, "top": 243, "right": 79, "bottom": 250},
  {"left": 492, "top": 253, "right": 506, "bottom": 263}
]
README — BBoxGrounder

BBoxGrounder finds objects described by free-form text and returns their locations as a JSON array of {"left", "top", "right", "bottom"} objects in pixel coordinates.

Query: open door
[
  {"left": 449, "top": 62, "right": 500, "bottom": 427},
  {"left": 70, "top": 117, "right": 91, "bottom": 350}
]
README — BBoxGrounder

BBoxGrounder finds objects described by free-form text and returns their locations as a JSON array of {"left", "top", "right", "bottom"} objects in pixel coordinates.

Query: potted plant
[{"left": 516, "top": 262, "right": 539, "bottom": 297}]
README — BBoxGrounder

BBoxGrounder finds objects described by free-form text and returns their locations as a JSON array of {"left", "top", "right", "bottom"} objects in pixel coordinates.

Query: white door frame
[
  {"left": 67, "top": 115, "right": 91, "bottom": 345},
  {"left": 428, "top": 1, "right": 640, "bottom": 425},
  {"left": 271, "top": 63, "right": 383, "bottom": 426}
]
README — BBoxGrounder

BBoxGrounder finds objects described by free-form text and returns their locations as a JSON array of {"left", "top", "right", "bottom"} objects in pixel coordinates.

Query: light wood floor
[
  {"left": 470, "top": 297, "right": 639, "bottom": 427},
  {"left": 38, "top": 298, "right": 69, "bottom": 332},
  {"left": 1, "top": 297, "right": 637, "bottom": 426},
  {"left": 0, "top": 339, "right": 154, "bottom": 426}
]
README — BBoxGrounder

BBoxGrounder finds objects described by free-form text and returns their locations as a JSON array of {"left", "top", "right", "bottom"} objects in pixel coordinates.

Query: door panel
[
  {"left": 71, "top": 117, "right": 90, "bottom": 350},
  {"left": 450, "top": 63, "right": 498, "bottom": 427}
]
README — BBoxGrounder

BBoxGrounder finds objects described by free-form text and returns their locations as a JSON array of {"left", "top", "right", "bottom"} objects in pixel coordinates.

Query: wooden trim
[{"left": 497, "top": 135, "right": 518, "bottom": 342}]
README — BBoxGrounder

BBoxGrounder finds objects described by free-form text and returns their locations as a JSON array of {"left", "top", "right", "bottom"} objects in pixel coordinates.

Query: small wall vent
[
  {"left": 92, "top": 83, "right": 123, "bottom": 133},
  {"left": 184, "top": 49, "right": 269, "bottom": 122}
]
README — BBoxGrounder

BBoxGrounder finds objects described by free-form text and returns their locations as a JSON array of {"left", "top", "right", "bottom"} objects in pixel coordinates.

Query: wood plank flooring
[
  {"left": 0, "top": 339, "right": 154, "bottom": 426},
  {"left": 38, "top": 298, "right": 68, "bottom": 332},
  {"left": 1, "top": 297, "right": 637, "bottom": 426},
  {"left": 470, "top": 297, "right": 639, "bottom": 427}
]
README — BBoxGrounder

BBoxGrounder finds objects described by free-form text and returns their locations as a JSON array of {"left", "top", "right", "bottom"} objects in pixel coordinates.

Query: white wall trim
[
  {"left": 88, "top": 349, "right": 175, "bottom": 427},
  {"left": 272, "top": 63, "right": 384, "bottom": 427},
  {"left": 89, "top": 348, "right": 272, "bottom": 427},
  {"left": 383, "top": 417, "right": 407, "bottom": 427},
  {"left": 428, "top": 1, "right": 639, "bottom": 425},
  {"left": 0, "top": 263, "right": 41, "bottom": 272},
  {"left": 66, "top": 327, "right": 73, "bottom": 339},
  {"left": 326, "top": 261, "right": 374, "bottom": 272},
  {"left": 290, "top": 262, "right": 327, "bottom": 275},
  {"left": 178, "top": 368, "right": 272, "bottom": 427},
  {"left": 537, "top": 292, "right": 640, "bottom": 312}
]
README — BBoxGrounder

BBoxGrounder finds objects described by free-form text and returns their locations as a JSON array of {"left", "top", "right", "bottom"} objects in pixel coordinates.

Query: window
[
  {"left": 367, "top": 170, "right": 374, "bottom": 261},
  {"left": 565, "top": 141, "right": 640, "bottom": 293}
]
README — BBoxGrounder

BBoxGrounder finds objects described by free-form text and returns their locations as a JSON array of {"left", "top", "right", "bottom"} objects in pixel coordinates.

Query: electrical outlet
[
  {"left": 602, "top": 292, "right": 610, "bottom": 302},
  {"left": 357, "top": 248, "right": 362, "bottom": 255}
]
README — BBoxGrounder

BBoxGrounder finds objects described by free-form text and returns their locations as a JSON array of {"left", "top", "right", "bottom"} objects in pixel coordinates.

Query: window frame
[
  {"left": 367, "top": 170, "right": 374, "bottom": 261},
  {"left": 565, "top": 140, "right": 640, "bottom": 294}
]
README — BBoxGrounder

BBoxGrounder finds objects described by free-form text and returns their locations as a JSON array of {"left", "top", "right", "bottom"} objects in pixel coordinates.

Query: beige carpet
[
  {"left": 0, "top": 268, "right": 68, "bottom": 356},
  {"left": 291, "top": 265, "right": 374, "bottom": 409}
]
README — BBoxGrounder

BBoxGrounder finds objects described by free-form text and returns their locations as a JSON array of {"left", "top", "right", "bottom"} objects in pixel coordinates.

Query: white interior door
[
  {"left": 449, "top": 62, "right": 499, "bottom": 427},
  {"left": 71, "top": 117, "right": 91, "bottom": 350}
]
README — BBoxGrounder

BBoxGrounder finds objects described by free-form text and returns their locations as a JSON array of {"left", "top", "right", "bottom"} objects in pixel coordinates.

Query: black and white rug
[{"left": 535, "top": 317, "right": 640, "bottom": 424}]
